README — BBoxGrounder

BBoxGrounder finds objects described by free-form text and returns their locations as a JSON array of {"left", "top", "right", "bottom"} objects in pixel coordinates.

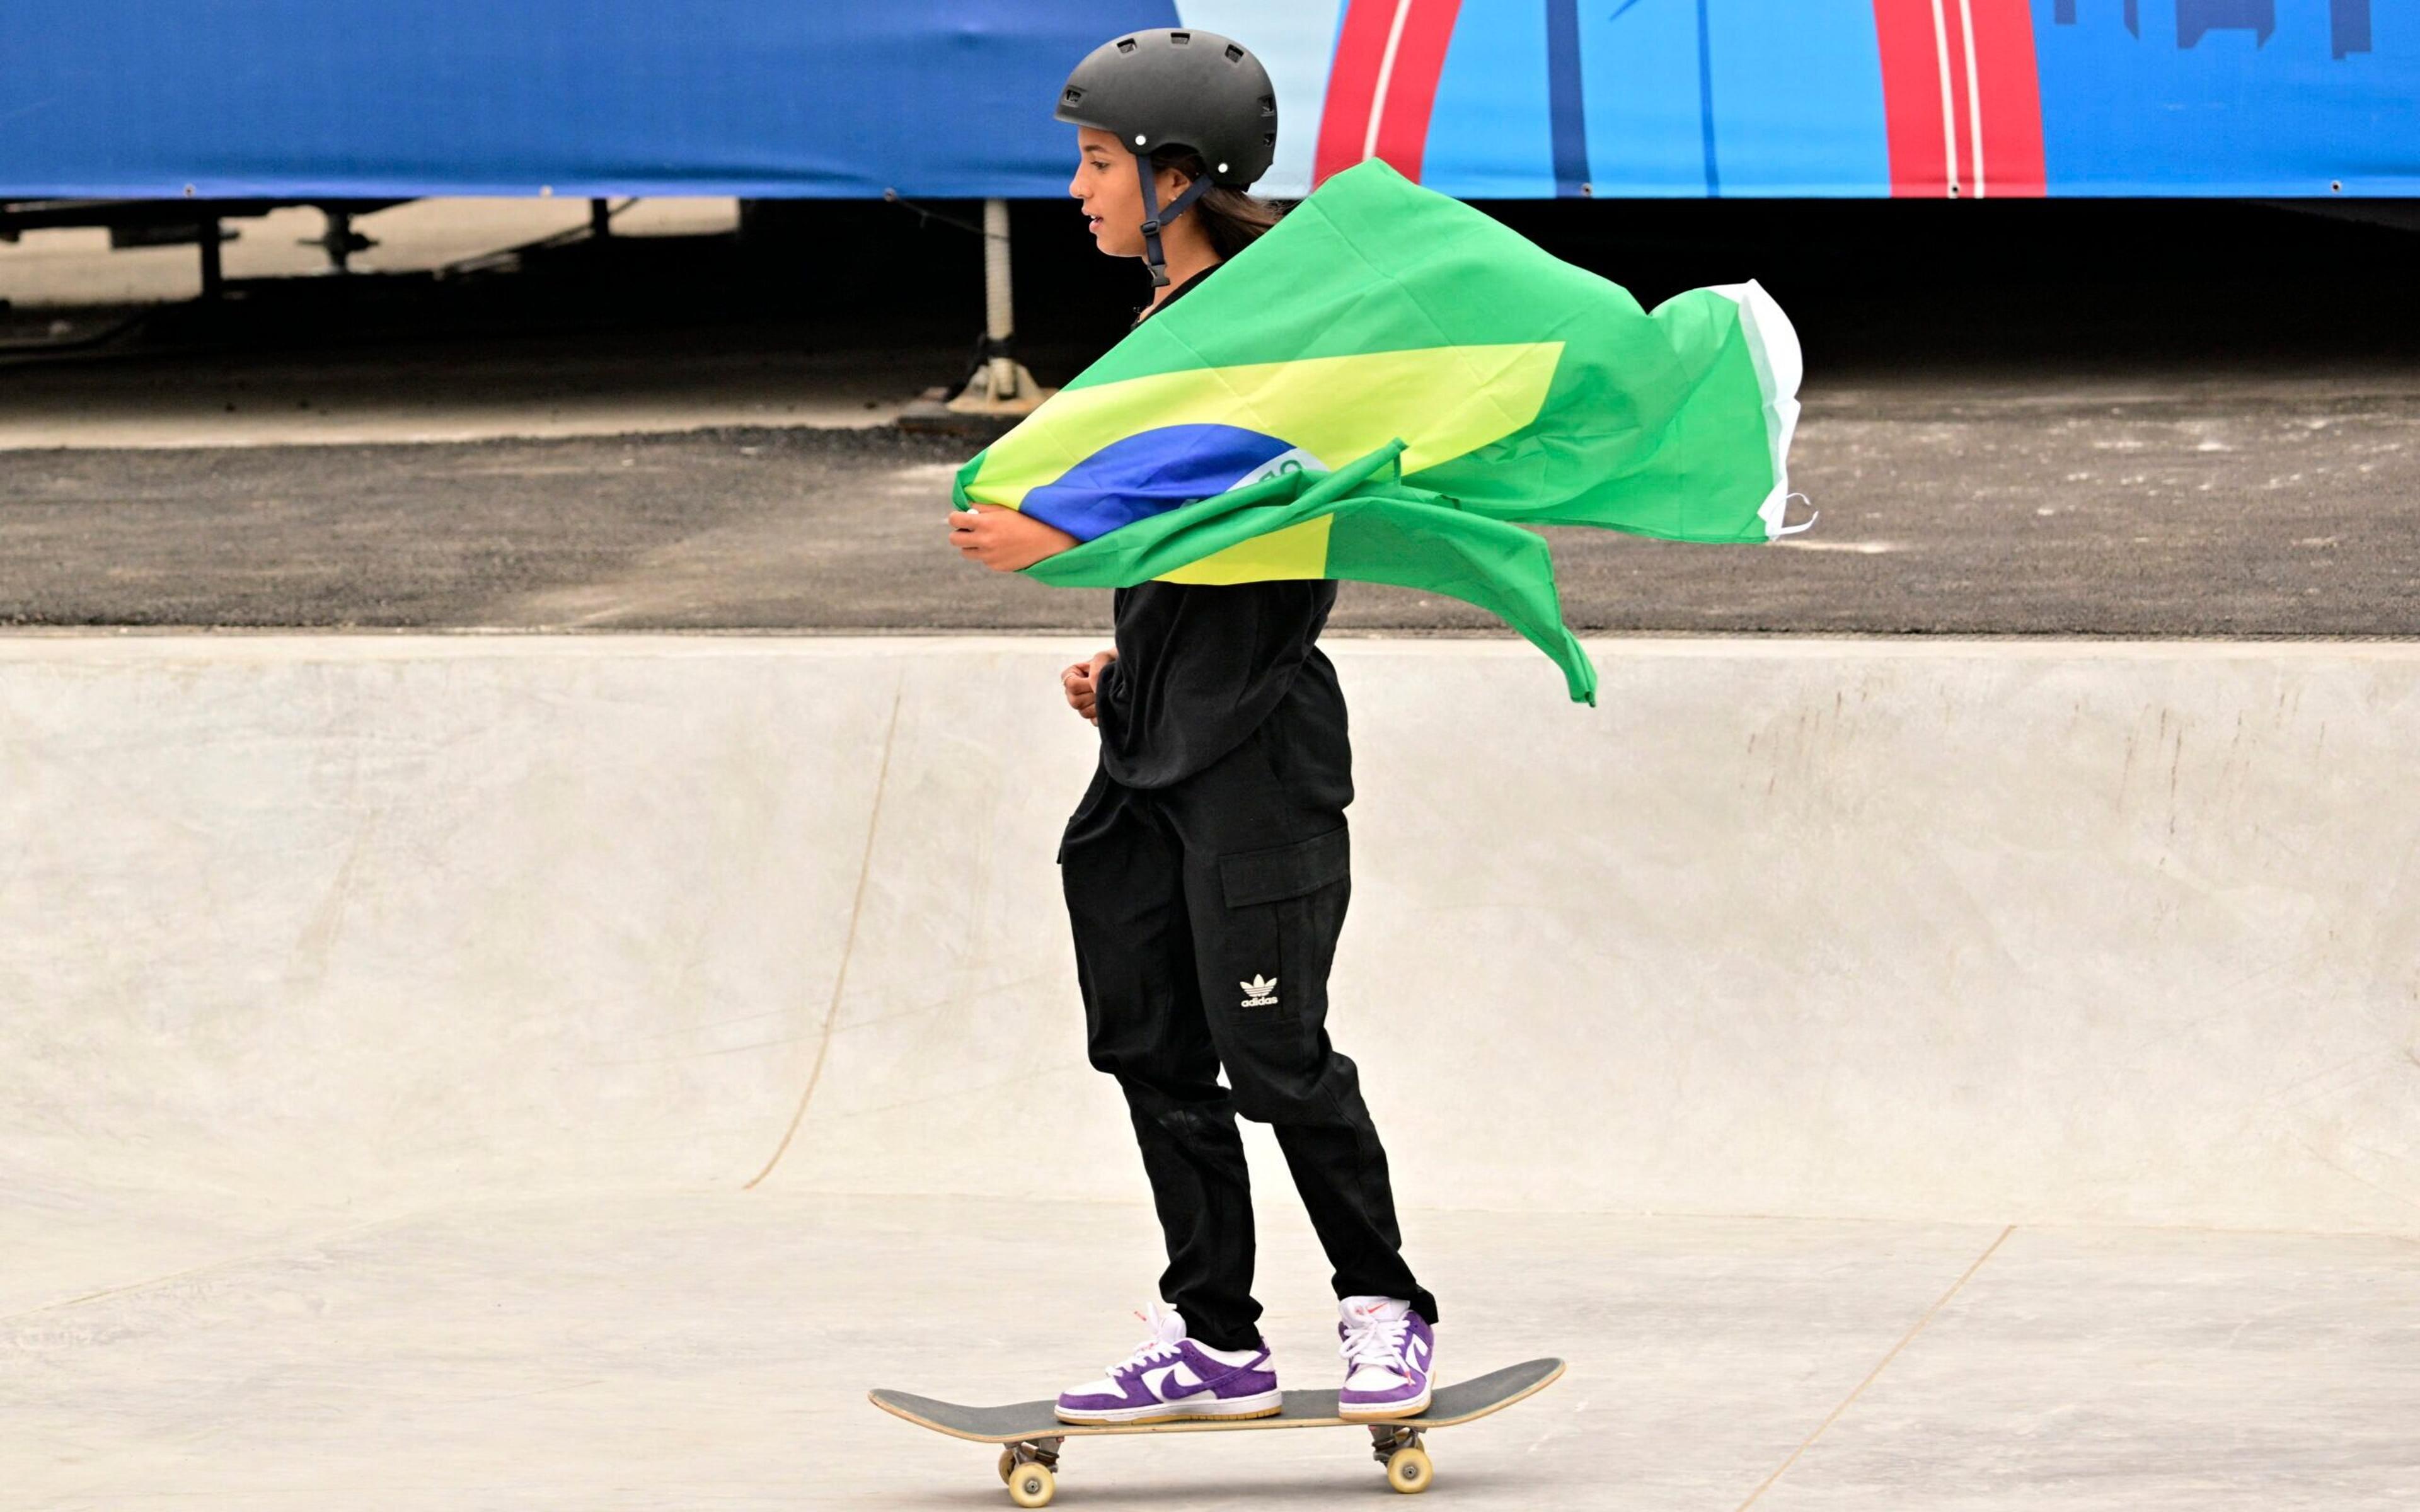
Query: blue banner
[{"left": 1, "top": 2, "right": 2411, "bottom": 200}]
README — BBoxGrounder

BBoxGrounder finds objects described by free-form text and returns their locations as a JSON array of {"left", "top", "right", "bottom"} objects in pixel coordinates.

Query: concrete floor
[
  {"left": 0, "top": 330, "right": 924, "bottom": 450},
  {"left": 8, "top": 1195, "right": 2414, "bottom": 1511},
  {"left": 7, "top": 635, "right": 2417, "bottom": 1509}
]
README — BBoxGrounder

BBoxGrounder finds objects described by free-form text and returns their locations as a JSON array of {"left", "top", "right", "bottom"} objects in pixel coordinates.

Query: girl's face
[{"left": 1068, "top": 126, "right": 1195, "bottom": 260}]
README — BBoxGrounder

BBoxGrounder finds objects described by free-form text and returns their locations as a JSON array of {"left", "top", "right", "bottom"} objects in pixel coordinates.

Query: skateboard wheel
[
  {"left": 1006, "top": 1460, "right": 1056, "bottom": 1508},
  {"left": 998, "top": 1447, "right": 1017, "bottom": 1484},
  {"left": 1385, "top": 1445, "right": 1433, "bottom": 1494}
]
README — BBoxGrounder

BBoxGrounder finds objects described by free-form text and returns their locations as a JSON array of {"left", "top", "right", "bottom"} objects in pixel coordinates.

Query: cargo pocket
[
  {"left": 1213, "top": 827, "right": 1351, "bottom": 1048},
  {"left": 1218, "top": 826, "right": 1350, "bottom": 909}
]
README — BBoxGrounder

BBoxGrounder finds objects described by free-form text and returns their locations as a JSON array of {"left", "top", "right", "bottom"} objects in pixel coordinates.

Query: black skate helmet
[{"left": 1056, "top": 28, "right": 1277, "bottom": 286}]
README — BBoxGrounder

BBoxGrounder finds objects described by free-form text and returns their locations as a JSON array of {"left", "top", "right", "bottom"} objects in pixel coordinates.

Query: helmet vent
[
  {"left": 1259, "top": 95, "right": 1275, "bottom": 115},
  {"left": 1116, "top": 37, "right": 1137, "bottom": 54},
  {"left": 1062, "top": 88, "right": 1083, "bottom": 105},
  {"left": 1225, "top": 44, "right": 1245, "bottom": 63},
  {"left": 1170, "top": 30, "right": 1192, "bottom": 44}
]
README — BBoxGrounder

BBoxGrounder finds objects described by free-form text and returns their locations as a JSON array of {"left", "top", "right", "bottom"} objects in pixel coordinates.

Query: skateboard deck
[{"left": 871, "top": 1356, "right": 1564, "bottom": 1504}]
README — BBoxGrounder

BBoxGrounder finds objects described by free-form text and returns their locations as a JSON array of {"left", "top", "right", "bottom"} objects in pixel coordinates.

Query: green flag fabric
[{"left": 952, "top": 158, "right": 1806, "bottom": 705}]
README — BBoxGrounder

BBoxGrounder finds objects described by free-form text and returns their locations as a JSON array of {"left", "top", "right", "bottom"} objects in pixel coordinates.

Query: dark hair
[{"left": 1149, "top": 146, "right": 1285, "bottom": 258}]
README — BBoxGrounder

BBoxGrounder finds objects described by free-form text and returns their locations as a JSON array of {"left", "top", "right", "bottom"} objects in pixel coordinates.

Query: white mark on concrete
[
  {"left": 1732, "top": 1225, "right": 2017, "bottom": 1511},
  {"left": 742, "top": 677, "right": 906, "bottom": 1190}
]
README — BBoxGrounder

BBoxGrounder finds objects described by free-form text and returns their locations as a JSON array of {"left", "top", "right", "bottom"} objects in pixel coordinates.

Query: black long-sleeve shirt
[
  {"left": 1088, "top": 261, "right": 1349, "bottom": 791},
  {"left": 1094, "top": 575, "right": 1344, "bottom": 788}
]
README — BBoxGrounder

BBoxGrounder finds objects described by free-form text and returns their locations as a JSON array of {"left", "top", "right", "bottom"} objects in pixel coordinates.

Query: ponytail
[{"left": 1150, "top": 146, "right": 1286, "bottom": 259}]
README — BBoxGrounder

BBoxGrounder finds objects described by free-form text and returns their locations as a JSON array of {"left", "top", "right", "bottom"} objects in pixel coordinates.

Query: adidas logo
[{"left": 1239, "top": 973, "right": 1279, "bottom": 1009}]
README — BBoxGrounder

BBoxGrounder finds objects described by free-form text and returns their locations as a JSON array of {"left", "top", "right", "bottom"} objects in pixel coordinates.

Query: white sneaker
[
  {"left": 1337, "top": 1294, "right": 1436, "bottom": 1419},
  {"left": 1054, "top": 1301, "right": 1283, "bottom": 1424}
]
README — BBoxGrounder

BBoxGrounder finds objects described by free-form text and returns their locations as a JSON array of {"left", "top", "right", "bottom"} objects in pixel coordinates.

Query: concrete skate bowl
[{"left": 5, "top": 635, "right": 2416, "bottom": 1315}]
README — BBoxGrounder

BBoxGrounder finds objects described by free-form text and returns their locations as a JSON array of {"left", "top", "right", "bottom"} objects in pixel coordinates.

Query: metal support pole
[
  {"left": 982, "top": 198, "right": 1017, "bottom": 401},
  {"left": 197, "top": 217, "right": 224, "bottom": 300},
  {"left": 940, "top": 198, "right": 1051, "bottom": 420},
  {"left": 590, "top": 198, "right": 612, "bottom": 238},
  {"left": 297, "top": 206, "right": 377, "bottom": 273}
]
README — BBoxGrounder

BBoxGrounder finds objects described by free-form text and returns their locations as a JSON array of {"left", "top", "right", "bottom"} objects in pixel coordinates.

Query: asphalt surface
[
  {"left": 6, "top": 195, "right": 2417, "bottom": 638},
  {"left": 3, "top": 361, "right": 2414, "bottom": 638}
]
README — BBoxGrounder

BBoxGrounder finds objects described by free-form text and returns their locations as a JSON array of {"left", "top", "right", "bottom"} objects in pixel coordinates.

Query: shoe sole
[{"left": 1056, "top": 1392, "right": 1284, "bottom": 1426}]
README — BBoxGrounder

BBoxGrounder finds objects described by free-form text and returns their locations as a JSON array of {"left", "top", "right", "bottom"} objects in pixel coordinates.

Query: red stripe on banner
[
  {"left": 1871, "top": 0, "right": 2044, "bottom": 198},
  {"left": 1872, "top": 0, "right": 1956, "bottom": 197},
  {"left": 1313, "top": 1, "right": 1398, "bottom": 188},
  {"left": 1369, "top": 0, "right": 1463, "bottom": 183},
  {"left": 1969, "top": 0, "right": 2046, "bottom": 197},
  {"left": 1311, "top": 0, "right": 1466, "bottom": 188}
]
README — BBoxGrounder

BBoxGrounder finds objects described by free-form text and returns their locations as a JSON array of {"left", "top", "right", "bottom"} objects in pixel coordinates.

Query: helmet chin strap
[{"left": 1136, "top": 158, "right": 1216, "bottom": 288}]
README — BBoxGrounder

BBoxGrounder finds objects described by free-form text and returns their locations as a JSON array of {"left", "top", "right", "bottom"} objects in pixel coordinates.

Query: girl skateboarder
[{"left": 947, "top": 27, "right": 1439, "bottom": 1427}]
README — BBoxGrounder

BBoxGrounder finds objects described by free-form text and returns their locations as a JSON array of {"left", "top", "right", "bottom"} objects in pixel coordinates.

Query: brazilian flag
[{"left": 953, "top": 159, "right": 1806, "bottom": 706}]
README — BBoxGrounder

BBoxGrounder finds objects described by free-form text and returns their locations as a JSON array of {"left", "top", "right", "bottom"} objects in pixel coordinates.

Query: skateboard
[{"left": 870, "top": 1356, "right": 1565, "bottom": 1506}]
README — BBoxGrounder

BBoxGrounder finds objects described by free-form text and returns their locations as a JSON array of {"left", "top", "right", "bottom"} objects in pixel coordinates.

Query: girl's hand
[
  {"left": 949, "top": 505, "right": 1078, "bottom": 572},
  {"left": 1062, "top": 649, "right": 1117, "bottom": 725}
]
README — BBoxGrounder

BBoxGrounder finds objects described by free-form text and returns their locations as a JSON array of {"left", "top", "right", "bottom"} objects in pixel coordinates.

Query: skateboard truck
[
  {"left": 996, "top": 1436, "right": 1063, "bottom": 1508},
  {"left": 1369, "top": 1424, "right": 1433, "bottom": 1492}
]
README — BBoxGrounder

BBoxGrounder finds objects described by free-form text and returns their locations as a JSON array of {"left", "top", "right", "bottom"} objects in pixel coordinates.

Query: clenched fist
[{"left": 1061, "top": 649, "right": 1117, "bottom": 726}]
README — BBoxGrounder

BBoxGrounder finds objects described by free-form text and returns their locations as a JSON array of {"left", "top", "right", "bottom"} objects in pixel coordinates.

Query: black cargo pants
[{"left": 1058, "top": 720, "right": 1439, "bottom": 1353}]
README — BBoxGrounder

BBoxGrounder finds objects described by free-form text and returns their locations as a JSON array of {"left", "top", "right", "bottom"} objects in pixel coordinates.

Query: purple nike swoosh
[{"left": 1142, "top": 1361, "right": 1233, "bottom": 1399}]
